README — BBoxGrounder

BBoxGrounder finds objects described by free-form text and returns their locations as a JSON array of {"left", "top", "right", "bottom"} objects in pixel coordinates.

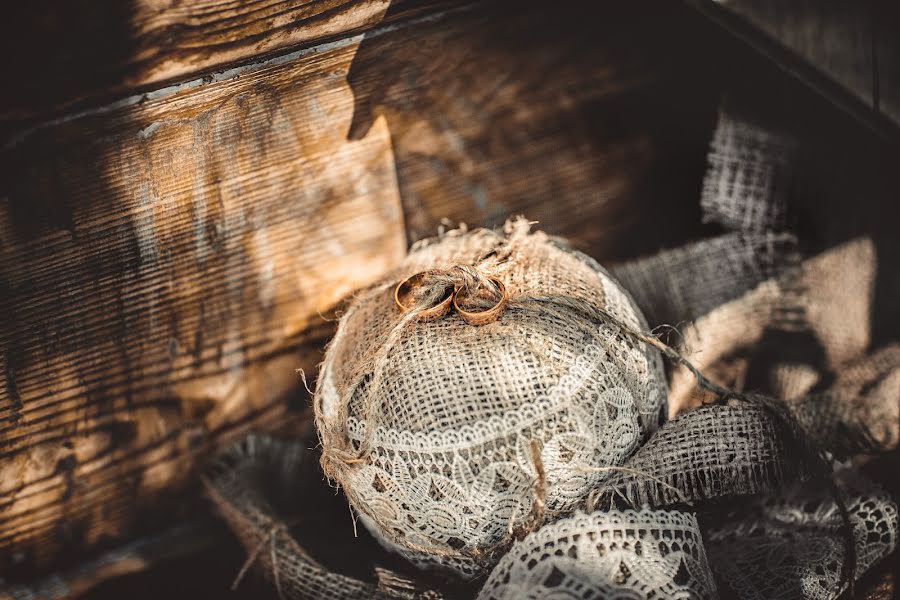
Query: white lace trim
[
  {"left": 705, "top": 472, "right": 898, "bottom": 600},
  {"left": 477, "top": 510, "right": 718, "bottom": 600},
  {"left": 339, "top": 340, "right": 652, "bottom": 451},
  {"left": 331, "top": 321, "right": 658, "bottom": 578}
]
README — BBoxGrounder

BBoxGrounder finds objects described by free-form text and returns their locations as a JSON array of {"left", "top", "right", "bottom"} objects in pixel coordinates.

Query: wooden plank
[
  {"left": 0, "top": 28, "right": 407, "bottom": 573},
  {"left": 873, "top": 0, "right": 900, "bottom": 125},
  {"left": 0, "top": 0, "right": 454, "bottom": 133},
  {"left": 343, "top": 1, "right": 718, "bottom": 259},
  {"left": 716, "top": 0, "right": 886, "bottom": 122}
]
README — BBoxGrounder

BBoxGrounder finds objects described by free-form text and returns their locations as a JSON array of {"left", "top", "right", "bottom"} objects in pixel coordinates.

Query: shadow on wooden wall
[
  {"left": 345, "top": 0, "right": 717, "bottom": 258},
  {"left": 0, "top": 0, "right": 405, "bottom": 580}
]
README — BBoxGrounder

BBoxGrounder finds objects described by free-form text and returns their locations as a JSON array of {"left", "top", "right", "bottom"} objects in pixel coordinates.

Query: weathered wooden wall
[
  {"left": 0, "top": 0, "right": 722, "bottom": 578},
  {"left": 0, "top": 0, "right": 455, "bottom": 133},
  {"left": 342, "top": 2, "right": 718, "bottom": 255},
  {"left": 0, "top": 33, "right": 409, "bottom": 572}
]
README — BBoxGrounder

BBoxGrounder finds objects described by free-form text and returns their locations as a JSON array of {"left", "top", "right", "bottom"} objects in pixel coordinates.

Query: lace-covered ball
[{"left": 314, "top": 222, "right": 667, "bottom": 578}]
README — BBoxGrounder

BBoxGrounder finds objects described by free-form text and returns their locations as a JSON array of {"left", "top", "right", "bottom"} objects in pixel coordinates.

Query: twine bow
[{"left": 394, "top": 266, "right": 509, "bottom": 326}]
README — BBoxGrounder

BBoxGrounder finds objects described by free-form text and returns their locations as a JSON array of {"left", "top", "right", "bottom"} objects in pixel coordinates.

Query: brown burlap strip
[
  {"left": 668, "top": 236, "right": 881, "bottom": 416},
  {"left": 609, "top": 105, "right": 797, "bottom": 331},
  {"left": 700, "top": 107, "right": 795, "bottom": 233},
  {"left": 586, "top": 404, "right": 806, "bottom": 510},
  {"left": 203, "top": 435, "right": 443, "bottom": 600},
  {"left": 664, "top": 260, "right": 898, "bottom": 462},
  {"left": 609, "top": 231, "right": 797, "bottom": 327},
  {"left": 665, "top": 278, "right": 784, "bottom": 414},
  {"left": 787, "top": 344, "right": 900, "bottom": 458}
]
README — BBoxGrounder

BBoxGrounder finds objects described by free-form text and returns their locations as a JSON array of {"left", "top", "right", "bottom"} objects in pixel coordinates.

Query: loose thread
[
  {"left": 527, "top": 439, "right": 547, "bottom": 532},
  {"left": 580, "top": 465, "right": 693, "bottom": 508},
  {"left": 296, "top": 368, "right": 314, "bottom": 395},
  {"left": 232, "top": 522, "right": 285, "bottom": 592}
]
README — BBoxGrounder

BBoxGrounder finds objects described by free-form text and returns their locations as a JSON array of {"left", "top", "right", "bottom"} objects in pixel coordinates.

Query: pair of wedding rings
[{"left": 393, "top": 272, "right": 508, "bottom": 326}]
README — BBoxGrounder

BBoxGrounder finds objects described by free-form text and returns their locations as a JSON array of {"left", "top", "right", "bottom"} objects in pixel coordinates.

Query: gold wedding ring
[
  {"left": 394, "top": 272, "right": 455, "bottom": 321},
  {"left": 453, "top": 278, "right": 508, "bottom": 326}
]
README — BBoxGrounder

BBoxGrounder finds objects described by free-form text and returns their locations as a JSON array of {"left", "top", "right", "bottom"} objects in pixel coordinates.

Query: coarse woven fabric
[
  {"left": 608, "top": 106, "right": 798, "bottom": 335},
  {"left": 609, "top": 231, "right": 797, "bottom": 328},
  {"left": 786, "top": 344, "right": 900, "bottom": 457},
  {"left": 704, "top": 468, "right": 898, "bottom": 600},
  {"left": 613, "top": 103, "right": 801, "bottom": 412},
  {"left": 587, "top": 404, "right": 805, "bottom": 510},
  {"left": 315, "top": 219, "right": 667, "bottom": 578},
  {"left": 207, "top": 99, "right": 899, "bottom": 600},
  {"left": 700, "top": 108, "right": 795, "bottom": 232},
  {"left": 476, "top": 509, "right": 718, "bottom": 600},
  {"left": 665, "top": 240, "right": 897, "bottom": 453},
  {"left": 204, "top": 434, "right": 444, "bottom": 600}
]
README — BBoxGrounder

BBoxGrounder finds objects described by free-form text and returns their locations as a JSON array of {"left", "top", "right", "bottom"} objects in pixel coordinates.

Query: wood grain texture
[
  {"left": 345, "top": 1, "right": 718, "bottom": 258},
  {"left": 0, "top": 30, "right": 406, "bottom": 573},
  {"left": 718, "top": 0, "right": 900, "bottom": 126},
  {"left": 0, "top": 0, "right": 453, "bottom": 133}
]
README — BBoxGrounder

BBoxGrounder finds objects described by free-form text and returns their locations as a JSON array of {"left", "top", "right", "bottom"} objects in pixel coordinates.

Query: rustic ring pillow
[{"left": 314, "top": 219, "right": 667, "bottom": 578}]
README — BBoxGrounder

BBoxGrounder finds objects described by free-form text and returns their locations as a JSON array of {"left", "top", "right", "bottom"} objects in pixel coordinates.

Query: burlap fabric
[
  {"left": 618, "top": 108, "right": 898, "bottom": 459},
  {"left": 204, "top": 434, "right": 444, "bottom": 600},
  {"left": 610, "top": 231, "right": 797, "bottom": 328},
  {"left": 617, "top": 111, "right": 798, "bottom": 415},
  {"left": 207, "top": 106, "right": 898, "bottom": 599},
  {"left": 699, "top": 107, "right": 795, "bottom": 232},
  {"left": 786, "top": 345, "right": 900, "bottom": 457},
  {"left": 314, "top": 219, "right": 667, "bottom": 578},
  {"left": 587, "top": 403, "right": 806, "bottom": 510}
]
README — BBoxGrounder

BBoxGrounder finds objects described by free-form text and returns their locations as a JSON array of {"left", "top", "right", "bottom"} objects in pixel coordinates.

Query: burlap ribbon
[
  {"left": 205, "top": 106, "right": 898, "bottom": 600},
  {"left": 204, "top": 435, "right": 445, "bottom": 600}
]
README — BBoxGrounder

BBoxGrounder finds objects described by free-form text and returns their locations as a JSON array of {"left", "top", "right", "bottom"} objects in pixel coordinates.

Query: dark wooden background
[{"left": 720, "top": 0, "right": 900, "bottom": 127}]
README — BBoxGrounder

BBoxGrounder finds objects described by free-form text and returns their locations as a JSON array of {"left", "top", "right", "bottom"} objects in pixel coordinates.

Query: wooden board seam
[{"left": 3, "top": 3, "right": 477, "bottom": 151}]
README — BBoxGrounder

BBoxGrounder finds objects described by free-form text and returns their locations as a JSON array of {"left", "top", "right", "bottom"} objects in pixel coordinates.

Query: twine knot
[{"left": 394, "top": 266, "right": 509, "bottom": 326}]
